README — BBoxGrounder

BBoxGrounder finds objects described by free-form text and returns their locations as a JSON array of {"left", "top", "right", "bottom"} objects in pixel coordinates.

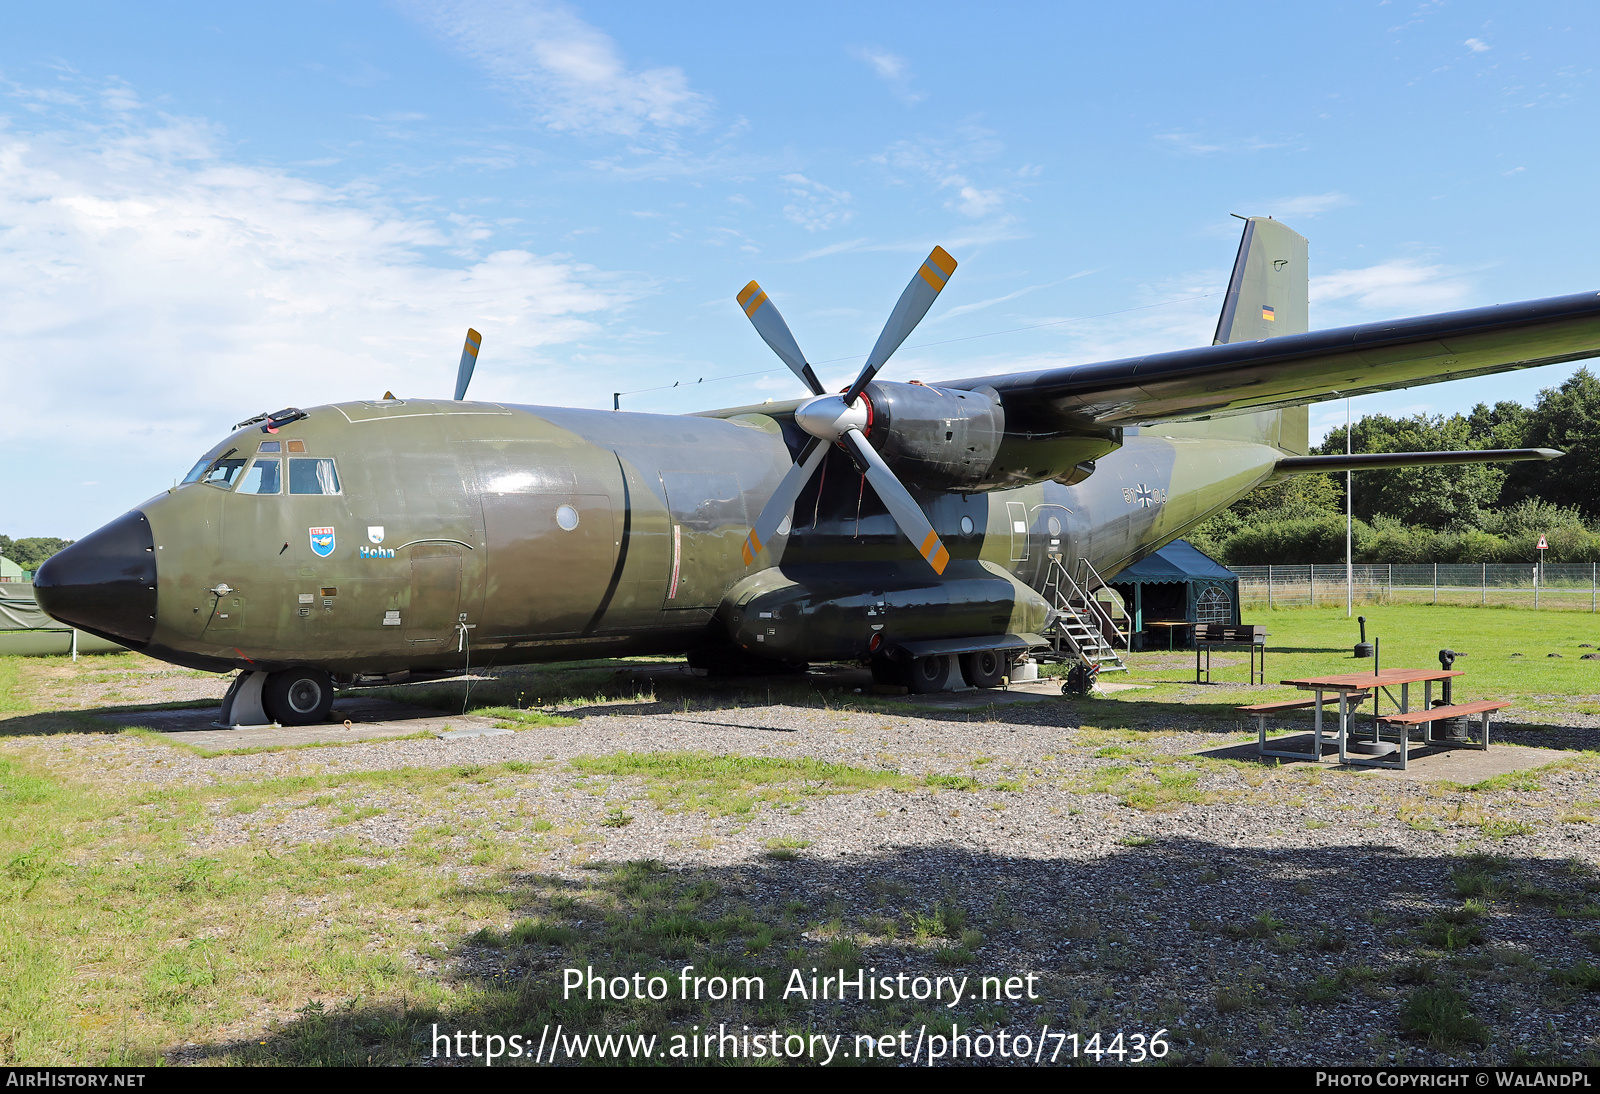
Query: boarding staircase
[{"left": 1039, "top": 556, "right": 1128, "bottom": 673}]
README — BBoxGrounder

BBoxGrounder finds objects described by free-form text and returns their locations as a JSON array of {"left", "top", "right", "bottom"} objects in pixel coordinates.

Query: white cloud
[
  {"left": 0, "top": 87, "right": 630, "bottom": 530},
  {"left": 1311, "top": 258, "right": 1476, "bottom": 315},
  {"left": 874, "top": 134, "right": 1011, "bottom": 219},
  {"left": 1260, "top": 191, "right": 1355, "bottom": 219},
  {"left": 402, "top": 0, "right": 711, "bottom": 136},
  {"left": 850, "top": 46, "right": 924, "bottom": 105},
  {"left": 780, "top": 173, "right": 853, "bottom": 232},
  {"left": 1464, "top": 38, "right": 1491, "bottom": 52}
]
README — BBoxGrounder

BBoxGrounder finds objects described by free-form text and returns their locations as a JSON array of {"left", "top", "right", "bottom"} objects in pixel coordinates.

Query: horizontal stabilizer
[{"left": 1276, "top": 448, "right": 1561, "bottom": 476}]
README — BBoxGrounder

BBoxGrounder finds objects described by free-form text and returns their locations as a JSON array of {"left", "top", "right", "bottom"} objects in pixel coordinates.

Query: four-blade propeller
[{"left": 738, "top": 247, "right": 957, "bottom": 575}]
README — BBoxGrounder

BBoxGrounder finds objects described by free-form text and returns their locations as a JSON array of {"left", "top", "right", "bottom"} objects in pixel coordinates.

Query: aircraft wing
[{"left": 939, "top": 289, "right": 1600, "bottom": 430}]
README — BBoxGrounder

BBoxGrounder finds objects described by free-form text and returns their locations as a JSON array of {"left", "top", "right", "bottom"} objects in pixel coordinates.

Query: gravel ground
[{"left": 6, "top": 658, "right": 1600, "bottom": 1067}]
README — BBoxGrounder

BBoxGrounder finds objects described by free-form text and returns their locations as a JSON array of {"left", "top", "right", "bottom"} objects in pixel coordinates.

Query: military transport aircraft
[{"left": 35, "top": 217, "right": 1587, "bottom": 726}]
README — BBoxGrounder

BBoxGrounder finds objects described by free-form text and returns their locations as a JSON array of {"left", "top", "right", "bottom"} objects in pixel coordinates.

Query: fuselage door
[
  {"left": 403, "top": 544, "right": 462, "bottom": 648},
  {"left": 1006, "top": 501, "right": 1030, "bottom": 562},
  {"left": 659, "top": 470, "right": 749, "bottom": 610}
]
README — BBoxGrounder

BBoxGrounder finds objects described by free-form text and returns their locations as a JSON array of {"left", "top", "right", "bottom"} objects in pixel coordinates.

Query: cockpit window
[
  {"left": 200, "top": 459, "right": 247, "bottom": 489},
  {"left": 288, "top": 458, "right": 341, "bottom": 495},
  {"left": 181, "top": 457, "right": 212, "bottom": 485},
  {"left": 238, "top": 459, "right": 282, "bottom": 495}
]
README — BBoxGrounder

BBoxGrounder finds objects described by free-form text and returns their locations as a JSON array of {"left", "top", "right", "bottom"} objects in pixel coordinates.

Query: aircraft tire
[
  {"left": 907, "top": 654, "right": 952, "bottom": 694},
  {"left": 263, "top": 668, "right": 335, "bottom": 726},
  {"left": 959, "top": 649, "right": 1008, "bottom": 689}
]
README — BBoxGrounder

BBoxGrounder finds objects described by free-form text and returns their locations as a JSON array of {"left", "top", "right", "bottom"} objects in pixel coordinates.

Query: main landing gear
[
  {"left": 218, "top": 667, "right": 336, "bottom": 727},
  {"left": 872, "top": 650, "right": 1012, "bottom": 693}
]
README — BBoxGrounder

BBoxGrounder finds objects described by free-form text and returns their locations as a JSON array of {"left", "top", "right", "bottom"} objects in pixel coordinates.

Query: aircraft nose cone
[{"left": 33, "top": 510, "right": 158, "bottom": 648}]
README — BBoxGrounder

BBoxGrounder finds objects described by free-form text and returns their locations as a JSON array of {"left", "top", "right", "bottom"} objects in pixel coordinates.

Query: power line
[{"left": 613, "top": 290, "right": 1226, "bottom": 406}]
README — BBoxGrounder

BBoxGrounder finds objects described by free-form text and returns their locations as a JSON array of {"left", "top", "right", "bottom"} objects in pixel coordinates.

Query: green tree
[
  {"left": 1501, "top": 367, "right": 1600, "bottom": 518},
  {"left": 0, "top": 537, "right": 72, "bottom": 571},
  {"left": 1318, "top": 413, "right": 1505, "bottom": 529}
]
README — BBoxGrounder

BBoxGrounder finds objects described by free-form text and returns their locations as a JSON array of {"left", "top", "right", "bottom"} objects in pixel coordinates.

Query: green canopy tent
[{"left": 1109, "top": 540, "right": 1240, "bottom": 650}]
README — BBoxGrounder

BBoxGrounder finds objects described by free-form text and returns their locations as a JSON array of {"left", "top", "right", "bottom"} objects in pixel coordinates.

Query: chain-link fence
[{"left": 1232, "top": 563, "right": 1600, "bottom": 611}]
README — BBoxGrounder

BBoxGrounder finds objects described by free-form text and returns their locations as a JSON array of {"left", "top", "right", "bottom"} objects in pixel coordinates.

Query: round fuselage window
[{"left": 556, "top": 505, "right": 580, "bottom": 531}]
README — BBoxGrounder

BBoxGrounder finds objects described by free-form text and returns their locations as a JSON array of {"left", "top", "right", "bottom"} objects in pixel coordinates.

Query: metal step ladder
[{"left": 1040, "top": 556, "right": 1128, "bottom": 672}]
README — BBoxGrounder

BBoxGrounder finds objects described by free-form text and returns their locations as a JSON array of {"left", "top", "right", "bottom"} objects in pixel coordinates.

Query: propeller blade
[
  {"left": 843, "top": 246, "right": 957, "bottom": 406},
  {"left": 454, "top": 328, "right": 482, "bottom": 401},
  {"left": 736, "top": 281, "right": 825, "bottom": 395},
  {"left": 741, "top": 436, "right": 828, "bottom": 566},
  {"left": 838, "top": 428, "right": 951, "bottom": 575}
]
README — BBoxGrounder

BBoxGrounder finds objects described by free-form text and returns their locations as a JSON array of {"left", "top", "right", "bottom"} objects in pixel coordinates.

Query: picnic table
[{"left": 1241, "top": 667, "right": 1505, "bottom": 771}]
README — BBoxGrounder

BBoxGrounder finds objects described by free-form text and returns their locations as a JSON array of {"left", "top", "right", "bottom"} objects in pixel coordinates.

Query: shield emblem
[
  {"left": 368, "top": 526, "right": 385, "bottom": 544},
  {"left": 309, "top": 526, "right": 336, "bottom": 557}
]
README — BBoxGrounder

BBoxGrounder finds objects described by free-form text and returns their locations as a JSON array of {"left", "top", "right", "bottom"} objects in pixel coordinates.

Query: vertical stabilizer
[
  {"left": 1213, "top": 216, "right": 1308, "bottom": 345},
  {"left": 1214, "top": 216, "right": 1310, "bottom": 455}
]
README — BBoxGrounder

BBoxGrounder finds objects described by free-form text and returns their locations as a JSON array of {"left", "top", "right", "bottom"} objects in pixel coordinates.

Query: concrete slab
[
  {"left": 1194, "top": 732, "right": 1571, "bottom": 782},
  {"left": 98, "top": 696, "right": 502, "bottom": 751}
]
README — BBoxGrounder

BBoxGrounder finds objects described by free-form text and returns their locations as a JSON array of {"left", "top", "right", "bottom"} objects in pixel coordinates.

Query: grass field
[
  {"left": 1113, "top": 603, "right": 1600, "bottom": 716},
  {"left": 0, "top": 604, "right": 1597, "bottom": 1067}
]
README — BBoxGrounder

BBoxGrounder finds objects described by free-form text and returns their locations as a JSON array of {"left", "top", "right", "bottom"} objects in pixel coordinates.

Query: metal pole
[
  {"left": 1535, "top": 561, "right": 1540, "bottom": 610},
  {"left": 1433, "top": 563, "right": 1438, "bottom": 605},
  {"left": 1482, "top": 562, "right": 1486, "bottom": 605},
  {"left": 1347, "top": 397, "right": 1353, "bottom": 617},
  {"left": 70, "top": 628, "right": 78, "bottom": 662},
  {"left": 1267, "top": 564, "right": 1273, "bottom": 609},
  {"left": 1310, "top": 566, "right": 1315, "bottom": 608},
  {"left": 1388, "top": 564, "right": 1393, "bottom": 598}
]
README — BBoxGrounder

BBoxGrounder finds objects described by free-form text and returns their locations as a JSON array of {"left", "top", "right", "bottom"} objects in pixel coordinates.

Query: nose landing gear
[{"left": 218, "top": 667, "right": 336, "bottom": 727}]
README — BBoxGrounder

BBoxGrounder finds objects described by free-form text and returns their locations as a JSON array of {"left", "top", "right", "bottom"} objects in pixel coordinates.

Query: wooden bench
[
  {"left": 1196, "top": 623, "right": 1268, "bottom": 685},
  {"left": 1373, "top": 699, "right": 1507, "bottom": 752},
  {"left": 1239, "top": 693, "right": 1369, "bottom": 762}
]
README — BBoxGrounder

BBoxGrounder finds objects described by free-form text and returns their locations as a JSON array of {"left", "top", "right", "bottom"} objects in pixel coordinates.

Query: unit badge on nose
[
  {"left": 310, "top": 526, "right": 336, "bottom": 557},
  {"left": 368, "top": 527, "right": 385, "bottom": 544}
]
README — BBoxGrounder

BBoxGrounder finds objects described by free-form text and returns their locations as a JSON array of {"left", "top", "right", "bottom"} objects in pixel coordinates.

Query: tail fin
[
  {"left": 1214, "top": 216, "right": 1309, "bottom": 455},
  {"left": 1214, "top": 216, "right": 1308, "bottom": 344}
]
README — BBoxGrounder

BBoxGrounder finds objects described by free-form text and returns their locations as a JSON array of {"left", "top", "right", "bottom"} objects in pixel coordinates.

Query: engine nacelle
[{"left": 861, "top": 380, "right": 1004, "bottom": 490}]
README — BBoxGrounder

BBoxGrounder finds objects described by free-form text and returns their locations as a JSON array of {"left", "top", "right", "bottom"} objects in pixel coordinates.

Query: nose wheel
[{"left": 262, "top": 667, "right": 335, "bottom": 726}]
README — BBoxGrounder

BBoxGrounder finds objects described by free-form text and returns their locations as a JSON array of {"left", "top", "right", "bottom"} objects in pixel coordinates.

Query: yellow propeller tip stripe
[
  {"left": 927, "top": 246, "right": 957, "bottom": 276},
  {"left": 742, "top": 291, "right": 768, "bottom": 318},
  {"left": 930, "top": 547, "right": 950, "bottom": 575},
  {"left": 737, "top": 281, "right": 762, "bottom": 306}
]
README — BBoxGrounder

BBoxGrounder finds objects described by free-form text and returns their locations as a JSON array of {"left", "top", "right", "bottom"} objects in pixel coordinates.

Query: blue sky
[{"left": 3, "top": 1, "right": 1597, "bottom": 536}]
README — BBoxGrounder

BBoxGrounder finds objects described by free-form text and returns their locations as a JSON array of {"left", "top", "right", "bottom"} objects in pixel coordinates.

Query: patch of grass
[
  {"left": 924, "top": 774, "right": 980, "bottom": 792},
  {"left": 476, "top": 706, "right": 578, "bottom": 729},
  {"left": 763, "top": 837, "right": 811, "bottom": 861},
  {"left": 1552, "top": 961, "right": 1600, "bottom": 992},
  {"left": 1398, "top": 985, "right": 1490, "bottom": 1048},
  {"left": 569, "top": 752, "right": 912, "bottom": 816}
]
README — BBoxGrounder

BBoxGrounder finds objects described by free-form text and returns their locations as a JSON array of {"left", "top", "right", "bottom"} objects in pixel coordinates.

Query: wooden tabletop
[{"left": 1281, "top": 668, "right": 1465, "bottom": 691}]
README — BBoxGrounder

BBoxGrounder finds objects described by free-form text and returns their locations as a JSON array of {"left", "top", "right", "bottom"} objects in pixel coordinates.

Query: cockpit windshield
[
  {"left": 237, "top": 459, "right": 282, "bottom": 495},
  {"left": 199, "top": 459, "right": 247, "bottom": 488}
]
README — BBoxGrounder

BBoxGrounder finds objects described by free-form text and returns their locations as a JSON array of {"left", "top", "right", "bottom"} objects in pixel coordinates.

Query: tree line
[
  {"left": 0, "top": 536, "right": 72, "bottom": 574},
  {"left": 1189, "top": 367, "right": 1600, "bottom": 565}
]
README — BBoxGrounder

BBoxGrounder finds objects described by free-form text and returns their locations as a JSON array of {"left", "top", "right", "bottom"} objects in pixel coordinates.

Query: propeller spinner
[{"left": 738, "top": 247, "right": 957, "bottom": 574}]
